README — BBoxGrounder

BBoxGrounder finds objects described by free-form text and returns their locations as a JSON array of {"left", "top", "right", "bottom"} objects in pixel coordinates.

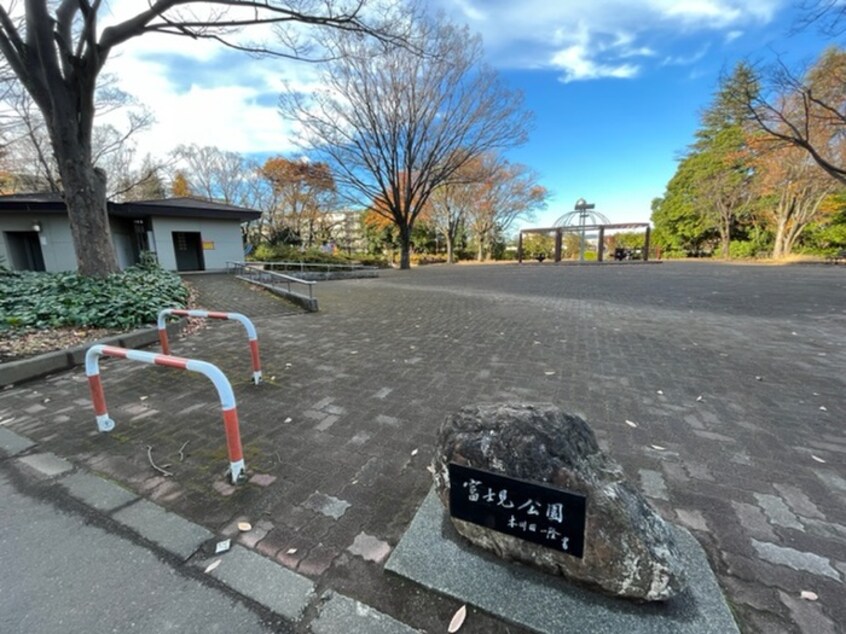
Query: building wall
[
  {"left": 110, "top": 218, "right": 138, "bottom": 270},
  {"left": 1, "top": 213, "right": 246, "bottom": 272},
  {"left": 0, "top": 213, "right": 77, "bottom": 272},
  {"left": 150, "top": 217, "right": 245, "bottom": 271}
]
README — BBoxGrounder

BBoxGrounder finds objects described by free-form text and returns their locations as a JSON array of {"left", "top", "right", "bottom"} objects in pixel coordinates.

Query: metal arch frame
[
  {"left": 157, "top": 309, "right": 262, "bottom": 385},
  {"left": 517, "top": 222, "right": 652, "bottom": 264},
  {"left": 85, "top": 345, "right": 246, "bottom": 484}
]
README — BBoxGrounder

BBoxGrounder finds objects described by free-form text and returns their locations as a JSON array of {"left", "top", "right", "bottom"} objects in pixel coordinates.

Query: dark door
[
  {"left": 172, "top": 232, "right": 205, "bottom": 271},
  {"left": 5, "top": 231, "right": 46, "bottom": 271}
]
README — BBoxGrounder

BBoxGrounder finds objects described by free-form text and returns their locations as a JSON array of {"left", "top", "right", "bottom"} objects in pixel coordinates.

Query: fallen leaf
[
  {"left": 237, "top": 521, "right": 252, "bottom": 532},
  {"left": 426, "top": 465, "right": 435, "bottom": 474},
  {"left": 204, "top": 559, "right": 222, "bottom": 574},
  {"left": 448, "top": 605, "right": 467, "bottom": 633},
  {"left": 350, "top": 350, "right": 358, "bottom": 355},
  {"left": 139, "top": 395, "right": 149, "bottom": 401},
  {"left": 800, "top": 590, "right": 818, "bottom": 601},
  {"left": 656, "top": 390, "right": 664, "bottom": 395},
  {"left": 286, "top": 548, "right": 298, "bottom": 555},
  {"left": 696, "top": 395, "right": 703, "bottom": 402},
  {"left": 811, "top": 455, "right": 826, "bottom": 464},
  {"left": 544, "top": 371, "right": 556, "bottom": 376},
  {"left": 819, "top": 406, "right": 828, "bottom": 412},
  {"left": 270, "top": 376, "right": 276, "bottom": 381},
  {"left": 755, "top": 376, "right": 763, "bottom": 381},
  {"left": 625, "top": 420, "right": 638, "bottom": 428},
  {"left": 284, "top": 417, "right": 292, "bottom": 423},
  {"left": 411, "top": 448, "right": 419, "bottom": 456},
  {"left": 650, "top": 444, "right": 666, "bottom": 451}
]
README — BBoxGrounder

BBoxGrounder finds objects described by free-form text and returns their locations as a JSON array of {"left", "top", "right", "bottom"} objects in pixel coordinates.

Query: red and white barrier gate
[
  {"left": 157, "top": 309, "right": 262, "bottom": 385},
  {"left": 85, "top": 344, "right": 246, "bottom": 484}
]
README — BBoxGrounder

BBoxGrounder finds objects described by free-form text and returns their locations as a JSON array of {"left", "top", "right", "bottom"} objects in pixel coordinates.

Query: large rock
[{"left": 433, "top": 403, "right": 685, "bottom": 601}]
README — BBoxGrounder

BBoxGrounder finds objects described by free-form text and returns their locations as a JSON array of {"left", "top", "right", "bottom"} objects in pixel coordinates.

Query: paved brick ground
[{"left": 2, "top": 263, "right": 844, "bottom": 633}]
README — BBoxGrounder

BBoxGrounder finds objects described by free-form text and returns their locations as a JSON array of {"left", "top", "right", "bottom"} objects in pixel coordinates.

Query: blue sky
[{"left": 102, "top": 0, "right": 829, "bottom": 227}]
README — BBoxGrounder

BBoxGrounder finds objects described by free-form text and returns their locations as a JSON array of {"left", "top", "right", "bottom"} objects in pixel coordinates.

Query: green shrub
[
  {"left": 728, "top": 240, "right": 759, "bottom": 259},
  {"left": 0, "top": 266, "right": 189, "bottom": 332}
]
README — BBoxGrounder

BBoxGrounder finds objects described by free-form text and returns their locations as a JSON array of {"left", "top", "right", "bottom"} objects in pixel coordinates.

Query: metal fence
[{"left": 226, "top": 261, "right": 318, "bottom": 312}]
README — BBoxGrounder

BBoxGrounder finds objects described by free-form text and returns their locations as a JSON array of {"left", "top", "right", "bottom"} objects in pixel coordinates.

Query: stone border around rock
[
  {"left": 0, "top": 320, "right": 187, "bottom": 388},
  {"left": 386, "top": 488, "right": 740, "bottom": 634}
]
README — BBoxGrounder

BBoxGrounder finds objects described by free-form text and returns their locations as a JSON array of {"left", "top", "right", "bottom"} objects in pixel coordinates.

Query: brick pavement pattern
[{"left": 1, "top": 263, "right": 844, "bottom": 633}]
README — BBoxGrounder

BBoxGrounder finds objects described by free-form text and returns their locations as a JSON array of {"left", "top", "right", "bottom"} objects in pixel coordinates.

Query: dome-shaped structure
[{"left": 553, "top": 208, "right": 610, "bottom": 227}]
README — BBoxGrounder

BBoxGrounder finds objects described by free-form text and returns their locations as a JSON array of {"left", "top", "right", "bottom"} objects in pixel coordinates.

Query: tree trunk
[
  {"left": 772, "top": 222, "right": 786, "bottom": 259},
  {"left": 445, "top": 233, "right": 454, "bottom": 264},
  {"left": 53, "top": 124, "right": 119, "bottom": 277},
  {"left": 721, "top": 216, "right": 731, "bottom": 259},
  {"left": 398, "top": 223, "right": 411, "bottom": 269}
]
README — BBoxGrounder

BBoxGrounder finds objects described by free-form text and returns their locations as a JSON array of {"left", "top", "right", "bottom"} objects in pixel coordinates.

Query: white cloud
[
  {"left": 551, "top": 45, "right": 640, "bottom": 82},
  {"left": 90, "top": 9, "right": 327, "bottom": 166},
  {"left": 89, "top": 1, "right": 335, "bottom": 166},
  {"left": 430, "top": 0, "right": 784, "bottom": 80},
  {"left": 661, "top": 44, "right": 711, "bottom": 66}
]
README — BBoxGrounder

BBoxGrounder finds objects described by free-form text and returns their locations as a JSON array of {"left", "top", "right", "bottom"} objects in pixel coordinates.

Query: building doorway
[
  {"left": 4, "top": 231, "right": 46, "bottom": 271},
  {"left": 172, "top": 232, "right": 205, "bottom": 271}
]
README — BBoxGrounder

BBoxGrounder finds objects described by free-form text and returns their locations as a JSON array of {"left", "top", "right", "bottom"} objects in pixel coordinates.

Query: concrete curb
[
  {"left": 0, "top": 320, "right": 186, "bottom": 388},
  {"left": 0, "top": 430, "right": 420, "bottom": 633}
]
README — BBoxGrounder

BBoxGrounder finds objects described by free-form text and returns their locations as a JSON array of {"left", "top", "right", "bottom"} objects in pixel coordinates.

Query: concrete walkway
[{"left": 1, "top": 263, "right": 844, "bottom": 633}]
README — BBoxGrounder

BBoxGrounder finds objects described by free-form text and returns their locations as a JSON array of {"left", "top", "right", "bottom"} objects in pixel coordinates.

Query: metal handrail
[
  {"left": 234, "top": 260, "right": 376, "bottom": 273},
  {"left": 226, "top": 261, "right": 315, "bottom": 301}
]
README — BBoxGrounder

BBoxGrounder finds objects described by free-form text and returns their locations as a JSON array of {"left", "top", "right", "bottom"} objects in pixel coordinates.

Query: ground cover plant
[
  {"left": 0, "top": 261, "right": 190, "bottom": 364},
  {"left": 1, "top": 265, "right": 188, "bottom": 332}
]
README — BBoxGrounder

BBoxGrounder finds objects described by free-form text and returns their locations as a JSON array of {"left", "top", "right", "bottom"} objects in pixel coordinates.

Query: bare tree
[
  {"left": 281, "top": 13, "right": 531, "bottom": 269},
  {"left": 464, "top": 154, "right": 548, "bottom": 261},
  {"left": 426, "top": 182, "right": 472, "bottom": 264},
  {"left": 738, "top": 46, "right": 846, "bottom": 184},
  {"left": 172, "top": 144, "right": 255, "bottom": 205},
  {"left": 0, "top": 1, "right": 407, "bottom": 276},
  {"left": 2, "top": 77, "right": 156, "bottom": 196}
]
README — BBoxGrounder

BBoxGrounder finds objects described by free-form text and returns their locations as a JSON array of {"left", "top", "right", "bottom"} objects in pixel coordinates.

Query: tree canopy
[{"left": 280, "top": 11, "right": 531, "bottom": 269}]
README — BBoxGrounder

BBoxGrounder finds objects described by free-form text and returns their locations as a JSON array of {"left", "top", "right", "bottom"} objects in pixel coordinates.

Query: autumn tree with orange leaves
[
  {"left": 748, "top": 135, "right": 838, "bottom": 258},
  {"left": 260, "top": 157, "right": 337, "bottom": 247}
]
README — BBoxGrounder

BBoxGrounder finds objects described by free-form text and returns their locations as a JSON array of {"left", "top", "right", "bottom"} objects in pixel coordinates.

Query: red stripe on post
[
  {"left": 154, "top": 355, "right": 189, "bottom": 370},
  {"left": 158, "top": 328, "right": 171, "bottom": 355},
  {"left": 207, "top": 311, "right": 229, "bottom": 320},
  {"left": 222, "top": 408, "right": 244, "bottom": 462},
  {"left": 101, "top": 346, "right": 128, "bottom": 358},
  {"left": 249, "top": 339, "right": 261, "bottom": 373},
  {"left": 88, "top": 374, "right": 108, "bottom": 416},
  {"left": 170, "top": 309, "right": 189, "bottom": 316}
]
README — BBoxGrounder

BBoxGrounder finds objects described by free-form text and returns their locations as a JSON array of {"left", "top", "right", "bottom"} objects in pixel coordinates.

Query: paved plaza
[{"left": 1, "top": 262, "right": 844, "bottom": 633}]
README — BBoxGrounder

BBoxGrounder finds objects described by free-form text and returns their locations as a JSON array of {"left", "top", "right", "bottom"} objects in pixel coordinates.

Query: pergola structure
[{"left": 517, "top": 222, "right": 651, "bottom": 263}]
